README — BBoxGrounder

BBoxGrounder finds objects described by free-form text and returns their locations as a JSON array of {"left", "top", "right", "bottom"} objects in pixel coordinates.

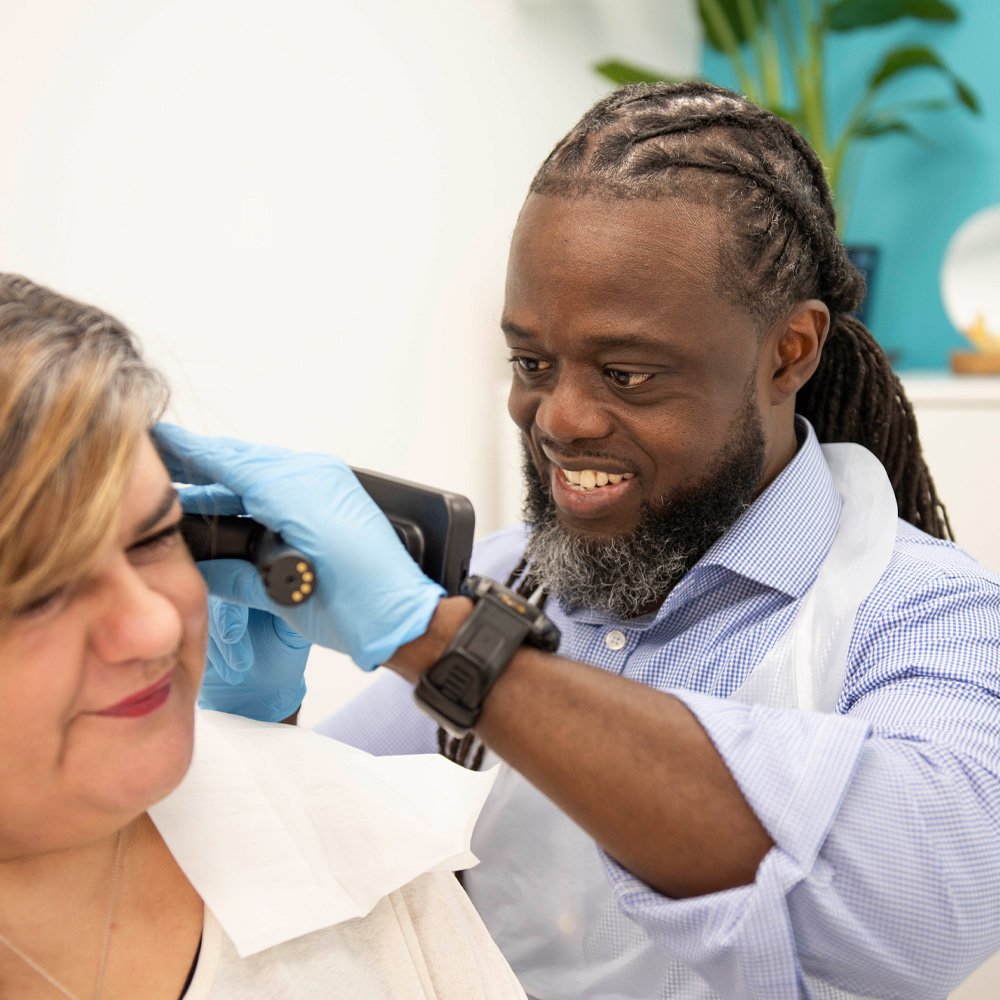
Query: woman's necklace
[{"left": 0, "top": 827, "right": 126, "bottom": 1000}]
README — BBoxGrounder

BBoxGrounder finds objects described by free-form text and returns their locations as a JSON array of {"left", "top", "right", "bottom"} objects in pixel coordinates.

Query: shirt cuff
[
  {"left": 601, "top": 692, "right": 871, "bottom": 996},
  {"left": 670, "top": 690, "right": 871, "bottom": 869}
]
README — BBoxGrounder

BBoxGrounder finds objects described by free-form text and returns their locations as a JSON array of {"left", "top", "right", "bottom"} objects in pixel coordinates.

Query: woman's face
[{"left": 0, "top": 434, "right": 207, "bottom": 858}]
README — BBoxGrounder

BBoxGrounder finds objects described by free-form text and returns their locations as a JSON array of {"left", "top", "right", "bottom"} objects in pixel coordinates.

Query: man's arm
[
  {"left": 391, "top": 576, "right": 1000, "bottom": 998},
  {"left": 388, "top": 595, "right": 775, "bottom": 898}
]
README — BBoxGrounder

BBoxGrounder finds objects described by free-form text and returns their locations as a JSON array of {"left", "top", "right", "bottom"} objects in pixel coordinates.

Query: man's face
[{"left": 503, "top": 194, "right": 780, "bottom": 614}]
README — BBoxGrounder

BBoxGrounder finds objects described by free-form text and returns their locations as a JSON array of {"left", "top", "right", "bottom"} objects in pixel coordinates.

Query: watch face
[{"left": 414, "top": 575, "right": 561, "bottom": 734}]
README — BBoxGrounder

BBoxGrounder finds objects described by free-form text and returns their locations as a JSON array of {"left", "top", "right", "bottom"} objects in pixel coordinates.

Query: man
[{"left": 159, "top": 83, "right": 1000, "bottom": 999}]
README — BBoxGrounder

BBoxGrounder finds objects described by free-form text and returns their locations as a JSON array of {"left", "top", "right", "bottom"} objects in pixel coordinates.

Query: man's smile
[
  {"left": 549, "top": 465, "right": 639, "bottom": 522},
  {"left": 559, "top": 468, "right": 635, "bottom": 489},
  {"left": 534, "top": 443, "right": 642, "bottom": 527}
]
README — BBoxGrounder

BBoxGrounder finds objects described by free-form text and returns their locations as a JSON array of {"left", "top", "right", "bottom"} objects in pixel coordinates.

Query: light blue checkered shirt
[{"left": 317, "top": 422, "right": 1000, "bottom": 998}]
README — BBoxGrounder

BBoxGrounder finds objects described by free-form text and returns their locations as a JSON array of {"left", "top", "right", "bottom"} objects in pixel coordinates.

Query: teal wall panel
[{"left": 702, "top": 0, "right": 1000, "bottom": 370}]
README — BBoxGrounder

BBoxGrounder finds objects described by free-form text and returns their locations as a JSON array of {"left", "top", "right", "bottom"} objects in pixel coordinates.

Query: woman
[{"left": 0, "top": 273, "right": 525, "bottom": 999}]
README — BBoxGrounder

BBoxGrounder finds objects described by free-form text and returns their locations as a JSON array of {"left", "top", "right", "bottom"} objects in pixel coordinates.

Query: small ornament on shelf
[
  {"left": 941, "top": 204, "right": 1000, "bottom": 375},
  {"left": 951, "top": 313, "right": 1000, "bottom": 374}
]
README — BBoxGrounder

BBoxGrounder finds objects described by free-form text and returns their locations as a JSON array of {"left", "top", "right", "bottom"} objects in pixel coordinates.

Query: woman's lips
[{"left": 94, "top": 672, "right": 173, "bottom": 718}]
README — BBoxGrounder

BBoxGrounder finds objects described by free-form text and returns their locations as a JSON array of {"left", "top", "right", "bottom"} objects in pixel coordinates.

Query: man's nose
[
  {"left": 89, "top": 561, "right": 182, "bottom": 665},
  {"left": 533, "top": 371, "right": 614, "bottom": 445}
]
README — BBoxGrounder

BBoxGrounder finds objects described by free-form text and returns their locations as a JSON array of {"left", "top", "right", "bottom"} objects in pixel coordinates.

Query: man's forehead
[
  {"left": 514, "top": 191, "right": 720, "bottom": 246},
  {"left": 506, "top": 193, "right": 724, "bottom": 311}
]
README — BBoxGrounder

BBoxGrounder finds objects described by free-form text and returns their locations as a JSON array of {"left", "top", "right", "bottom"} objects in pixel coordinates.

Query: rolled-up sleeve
[{"left": 604, "top": 574, "right": 1000, "bottom": 999}]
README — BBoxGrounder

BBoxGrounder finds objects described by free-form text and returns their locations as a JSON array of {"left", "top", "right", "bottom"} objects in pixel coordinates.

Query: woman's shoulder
[
  {"left": 186, "top": 875, "right": 525, "bottom": 999},
  {"left": 383, "top": 871, "right": 527, "bottom": 998}
]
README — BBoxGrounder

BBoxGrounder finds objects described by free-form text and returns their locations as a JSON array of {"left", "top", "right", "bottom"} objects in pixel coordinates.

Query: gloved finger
[
  {"left": 210, "top": 596, "right": 250, "bottom": 644},
  {"left": 206, "top": 631, "right": 252, "bottom": 684},
  {"left": 197, "top": 557, "right": 279, "bottom": 613},
  {"left": 154, "top": 423, "right": 225, "bottom": 485},
  {"left": 154, "top": 423, "right": 291, "bottom": 496},
  {"left": 177, "top": 484, "right": 245, "bottom": 516},
  {"left": 207, "top": 597, "right": 254, "bottom": 682},
  {"left": 271, "top": 614, "right": 312, "bottom": 651}
]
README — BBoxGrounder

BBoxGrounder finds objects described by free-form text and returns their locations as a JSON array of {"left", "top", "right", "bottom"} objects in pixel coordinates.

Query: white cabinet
[{"left": 902, "top": 374, "right": 1000, "bottom": 574}]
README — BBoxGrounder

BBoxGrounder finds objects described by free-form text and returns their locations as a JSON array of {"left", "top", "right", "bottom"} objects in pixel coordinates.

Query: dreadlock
[{"left": 530, "top": 80, "right": 951, "bottom": 540}]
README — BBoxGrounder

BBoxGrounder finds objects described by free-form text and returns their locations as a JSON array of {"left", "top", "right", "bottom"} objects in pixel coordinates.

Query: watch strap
[{"left": 414, "top": 575, "right": 559, "bottom": 737}]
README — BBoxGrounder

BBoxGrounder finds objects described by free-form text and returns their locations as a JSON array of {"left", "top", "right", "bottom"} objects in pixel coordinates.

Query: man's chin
[{"left": 554, "top": 517, "right": 640, "bottom": 545}]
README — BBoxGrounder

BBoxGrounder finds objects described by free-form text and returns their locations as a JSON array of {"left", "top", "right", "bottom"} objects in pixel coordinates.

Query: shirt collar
[
  {"left": 550, "top": 418, "right": 843, "bottom": 628},
  {"left": 694, "top": 417, "right": 842, "bottom": 599}
]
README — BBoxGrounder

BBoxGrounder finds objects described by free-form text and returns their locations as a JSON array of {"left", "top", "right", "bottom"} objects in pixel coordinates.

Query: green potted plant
[{"left": 595, "top": 0, "right": 980, "bottom": 231}]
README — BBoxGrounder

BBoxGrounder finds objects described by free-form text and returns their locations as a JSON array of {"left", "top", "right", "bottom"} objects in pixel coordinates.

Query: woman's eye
[
  {"left": 130, "top": 524, "right": 182, "bottom": 562},
  {"left": 14, "top": 589, "right": 66, "bottom": 620},
  {"left": 509, "top": 356, "right": 551, "bottom": 375},
  {"left": 606, "top": 369, "right": 654, "bottom": 388}
]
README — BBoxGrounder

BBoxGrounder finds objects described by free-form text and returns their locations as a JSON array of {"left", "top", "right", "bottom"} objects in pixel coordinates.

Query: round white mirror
[{"left": 941, "top": 204, "right": 1000, "bottom": 371}]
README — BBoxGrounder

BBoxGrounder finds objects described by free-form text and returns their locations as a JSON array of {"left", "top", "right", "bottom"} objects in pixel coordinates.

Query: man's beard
[{"left": 521, "top": 391, "right": 767, "bottom": 619}]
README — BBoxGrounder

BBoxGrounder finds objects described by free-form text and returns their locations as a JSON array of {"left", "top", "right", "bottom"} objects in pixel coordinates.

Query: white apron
[{"left": 463, "top": 444, "right": 898, "bottom": 1000}]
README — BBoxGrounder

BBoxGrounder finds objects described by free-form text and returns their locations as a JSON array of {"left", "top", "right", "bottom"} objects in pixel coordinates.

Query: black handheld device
[
  {"left": 180, "top": 467, "right": 475, "bottom": 605},
  {"left": 179, "top": 516, "right": 316, "bottom": 606}
]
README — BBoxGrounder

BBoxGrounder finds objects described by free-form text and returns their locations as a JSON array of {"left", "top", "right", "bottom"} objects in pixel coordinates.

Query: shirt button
[{"left": 604, "top": 629, "right": 627, "bottom": 651}]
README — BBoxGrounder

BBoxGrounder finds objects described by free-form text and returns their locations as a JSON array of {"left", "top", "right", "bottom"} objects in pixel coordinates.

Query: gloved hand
[
  {"left": 155, "top": 423, "right": 445, "bottom": 671},
  {"left": 200, "top": 594, "right": 311, "bottom": 721}
]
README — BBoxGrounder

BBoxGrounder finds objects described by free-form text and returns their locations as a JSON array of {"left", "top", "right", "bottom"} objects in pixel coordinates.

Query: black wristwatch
[{"left": 414, "top": 575, "right": 561, "bottom": 737}]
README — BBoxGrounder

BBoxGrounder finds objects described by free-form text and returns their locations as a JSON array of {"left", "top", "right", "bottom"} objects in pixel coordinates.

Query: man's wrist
[
  {"left": 411, "top": 577, "right": 561, "bottom": 737},
  {"left": 384, "top": 596, "right": 475, "bottom": 684}
]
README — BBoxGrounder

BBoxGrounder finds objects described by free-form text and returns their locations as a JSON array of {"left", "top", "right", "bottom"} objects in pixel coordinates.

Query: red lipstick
[{"left": 95, "top": 673, "right": 173, "bottom": 718}]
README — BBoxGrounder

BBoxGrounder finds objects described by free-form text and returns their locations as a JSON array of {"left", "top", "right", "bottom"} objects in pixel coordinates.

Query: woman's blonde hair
[{"left": 0, "top": 274, "right": 168, "bottom": 618}]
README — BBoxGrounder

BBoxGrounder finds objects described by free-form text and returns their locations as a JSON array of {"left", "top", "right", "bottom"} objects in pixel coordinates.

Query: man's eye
[
  {"left": 509, "top": 356, "right": 551, "bottom": 375},
  {"left": 606, "top": 369, "right": 654, "bottom": 388}
]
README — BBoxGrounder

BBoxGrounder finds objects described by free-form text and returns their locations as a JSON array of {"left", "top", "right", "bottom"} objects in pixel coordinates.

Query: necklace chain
[{"left": 0, "top": 827, "right": 126, "bottom": 1000}]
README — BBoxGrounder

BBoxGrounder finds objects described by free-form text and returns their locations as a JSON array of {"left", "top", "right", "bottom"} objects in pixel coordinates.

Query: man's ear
[{"left": 765, "top": 299, "right": 831, "bottom": 405}]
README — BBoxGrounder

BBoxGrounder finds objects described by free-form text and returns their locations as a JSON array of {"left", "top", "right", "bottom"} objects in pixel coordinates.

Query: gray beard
[{"left": 521, "top": 397, "right": 767, "bottom": 619}]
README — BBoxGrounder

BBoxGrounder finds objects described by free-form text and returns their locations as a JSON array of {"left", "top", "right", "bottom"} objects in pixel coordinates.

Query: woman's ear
[{"left": 766, "top": 299, "right": 831, "bottom": 405}]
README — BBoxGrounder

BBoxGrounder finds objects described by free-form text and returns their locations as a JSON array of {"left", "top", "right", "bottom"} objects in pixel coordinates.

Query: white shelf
[{"left": 901, "top": 372, "right": 1000, "bottom": 407}]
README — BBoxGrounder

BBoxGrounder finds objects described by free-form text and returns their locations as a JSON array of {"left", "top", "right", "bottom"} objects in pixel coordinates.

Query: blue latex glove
[
  {"left": 200, "top": 595, "right": 310, "bottom": 721},
  {"left": 155, "top": 423, "right": 445, "bottom": 671}
]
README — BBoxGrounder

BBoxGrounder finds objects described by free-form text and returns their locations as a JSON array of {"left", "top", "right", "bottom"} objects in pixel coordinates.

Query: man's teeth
[{"left": 562, "top": 469, "right": 634, "bottom": 490}]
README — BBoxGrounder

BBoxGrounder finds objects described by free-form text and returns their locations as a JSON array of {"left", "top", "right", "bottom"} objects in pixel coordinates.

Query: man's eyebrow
[
  {"left": 587, "top": 333, "right": 678, "bottom": 353},
  {"left": 502, "top": 321, "right": 681, "bottom": 357},
  {"left": 134, "top": 486, "right": 181, "bottom": 537},
  {"left": 501, "top": 320, "right": 534, "bottom": 341}
]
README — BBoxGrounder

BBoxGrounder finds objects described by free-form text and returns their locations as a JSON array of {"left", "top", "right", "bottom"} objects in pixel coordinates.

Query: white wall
[{"left": 0, "top": 0, "right": 699, "bottom": 721}]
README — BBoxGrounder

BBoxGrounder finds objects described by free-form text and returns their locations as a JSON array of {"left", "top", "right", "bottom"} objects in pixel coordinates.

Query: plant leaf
[
  {"left": 697, "top": 0, "right": 766, "bottom": 52},
  {"left": 895, "top": 97, "right": 952, "bottom": 113},
  {"left": 851, "top": 117, "right": 920, "bottom": 139},
  {"left": 867, "top": 45, "right": 981, "bottom": 114},
  {"left": 954, "top": 78, "right": 981, "bottom": 113},
  {"left": 871, "top": 45, "right": 945, "bottom": 87},
  {"left": 593, "top": 59, "right": 683, "bottom": 87},
  {"left": 827, "top": 0, "right": 958, "bottom": 32}
]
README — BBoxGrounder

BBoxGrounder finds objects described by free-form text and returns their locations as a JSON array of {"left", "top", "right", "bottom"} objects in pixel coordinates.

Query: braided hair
[{"left": 529, "top": 80, "right": 951, "bottom": 539}]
